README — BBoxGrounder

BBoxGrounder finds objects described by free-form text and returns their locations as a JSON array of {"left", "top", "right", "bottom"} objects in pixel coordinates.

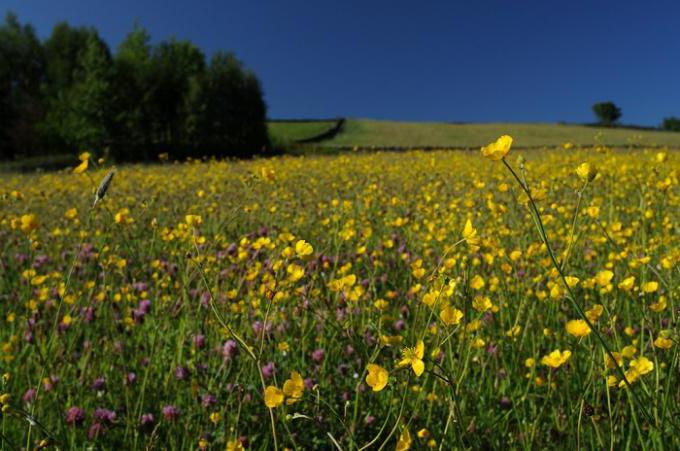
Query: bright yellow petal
[
  {"left": 415, "top": 340, "right": 424, "bottom": 359},
  {"left": 73, "top": 160, "right": 88, "bottom": 174},
  {"left": 412, "top": 359, "right": 425, "bottom": 377}
]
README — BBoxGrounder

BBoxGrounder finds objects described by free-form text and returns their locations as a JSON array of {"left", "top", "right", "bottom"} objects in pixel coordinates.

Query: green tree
[
  {"left": 0, "top": 12, "right": 45, "bottom": 159},
  {"left": 148, "top": 38, "right": 205, "bottom": 156},
  {"left": 193, "top": 52, "right": 269, "bottom": 157},
  {"left": 592, "top": 101, "right": 621, "bottom": 126},
  {"left": 661, "top": 116, "right": 680, "bottom": 132},
  {"left": 111, "top": 23, "right": 154, "bottom": 160},
  {"left": 41, "top": 33, "right": 113, "bottom": 152}
]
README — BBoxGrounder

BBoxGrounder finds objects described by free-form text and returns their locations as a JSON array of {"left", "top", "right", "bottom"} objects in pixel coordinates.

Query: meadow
[
  {"left": 268, "top": 118, "right": 680, "bottom": 150},
  {"left": 0, "top": 142, "right": 678, "bottom": 450}
]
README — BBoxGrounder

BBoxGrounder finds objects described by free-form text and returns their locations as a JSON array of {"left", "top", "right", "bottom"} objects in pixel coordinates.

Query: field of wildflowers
[{"left": 0, "top": 141, "right": 678, "bottom": 450}]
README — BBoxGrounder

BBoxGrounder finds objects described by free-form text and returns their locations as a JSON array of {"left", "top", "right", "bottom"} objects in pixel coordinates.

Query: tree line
[
  {"left": 592, "top": 101, "right": 680, "bottom": 131},
  {"left": 0, "top": 13, "right": 269, "bottom": 162}
]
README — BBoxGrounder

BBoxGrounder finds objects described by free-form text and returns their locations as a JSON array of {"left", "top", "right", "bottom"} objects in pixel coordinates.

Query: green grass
[
  {"left": 267, "top": 120, "right": 339, "bottom": 143},
  {"left": 317, "top": 119, "right": 680, "bottom": 148}
]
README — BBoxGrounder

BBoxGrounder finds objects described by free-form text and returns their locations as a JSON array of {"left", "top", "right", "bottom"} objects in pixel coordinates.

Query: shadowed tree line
[{"left": 0, "top": 12, "right": 269, "bottom": 162}]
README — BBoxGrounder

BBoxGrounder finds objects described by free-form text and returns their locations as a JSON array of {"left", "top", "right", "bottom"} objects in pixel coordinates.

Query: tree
[
  {"left": 40, "top": 33, "right": 113, "bottom": 152},
  {"left": 592, "top": 101, "right": 621, "bottom": 126},
  {"left": 661, "top": 117, "right": 680, "bottom": 132},
  {"left": 111, "top": 23, "right": 154, "bottom": 160},
  {"left": 147, "top": 38, "right": 205, "bottom": 156},
  {"left": 0, "top": 12, "right": 45, "bottom": 159},
  {"left": 193, "top": 52, "right": 269, "bottom": 157}
]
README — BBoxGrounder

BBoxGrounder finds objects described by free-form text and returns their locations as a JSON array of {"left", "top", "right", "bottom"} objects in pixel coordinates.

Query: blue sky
[{"left": 4, "top": 0, "right": 679, "bottom": 125}]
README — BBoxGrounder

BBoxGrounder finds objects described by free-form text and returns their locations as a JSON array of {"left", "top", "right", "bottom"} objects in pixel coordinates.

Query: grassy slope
[
  {"left": 267, "top": 121, "right": 338, "bottom": 143},
  {"left": 320, "top": 119, "right": 680, "bottom": 148}
]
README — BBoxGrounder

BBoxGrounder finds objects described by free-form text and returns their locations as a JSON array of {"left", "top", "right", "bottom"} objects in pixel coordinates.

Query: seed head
[{"left": 94, "top": 170, "right": 116, "bottom": 206}]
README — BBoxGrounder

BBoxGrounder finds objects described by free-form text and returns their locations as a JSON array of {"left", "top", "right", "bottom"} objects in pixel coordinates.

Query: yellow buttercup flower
[
  {"left": 595, "top": 270, "right": 613, "bottom": 286},
  {"left": 565, "top": 319, "right": 591, "bottom": 338},
  {"left": 294, "top": 239, "right": 314, "bottom": 258},
  {"left": 395, "top": 427, "right": 412, "bottom": 451},
  {"left": 365, "top": 364, "right": 389, "bottom": 391},
  {"left": 19, "top": 214, "right": 39, "bottom": 234},
  {"left": 540, "top": 349, "right": 572, "bottom": 368},
  {"left": 462, "top": 219, "right": 480, "bottom": 251},
  {"left": 641, "top": 281, "right": 658, "bottom": 293},
  {"left": 440, "top": 306, "right": 463, "bottom": 326},
  {"left": 618, "top": 356, "right": 654, "bottom": 387},
  {"left": 576, "top": 162, "right": 597, "bottom": 182},
  {"left": 282, "top": 371, "right": 304, "bottom": 403},
  {"left": 481, "top": 135, "right": 513, "bottom": 161},
  {"left": 618, "top": 276, "right": 635, "bottom": 291},
  {"left": 399, "top": 340, "right": 425, "bottom": 377},
  {"left": 226, "top": 440, "right": 245, "bottom": 451},
  {"left": 185, "top": 214, "right": 203, "bottom": 226},
  {"left": 264, "top": 386, "right": 284, "bottom": 408},
  {"left": 73, "top": 159, "right": 88, "bottom": 174}
]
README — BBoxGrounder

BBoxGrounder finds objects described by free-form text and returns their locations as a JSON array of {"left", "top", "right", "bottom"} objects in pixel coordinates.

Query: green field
[
  {"left": 267, "top": 120, "right": 339, "bottom": 143},
  {"left": 273, "top": 118, "right": 680, "bottom": 149}
]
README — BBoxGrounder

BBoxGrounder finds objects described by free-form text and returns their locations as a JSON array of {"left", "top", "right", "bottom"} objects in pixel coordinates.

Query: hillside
[{"left": 270, "top": 118, "right": 680, "bottom": 149}]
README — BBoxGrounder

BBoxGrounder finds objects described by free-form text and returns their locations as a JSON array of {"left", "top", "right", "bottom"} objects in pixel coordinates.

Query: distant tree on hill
[
  {"left": 661, "top": 117, "right": 680, "bottom": 132},
  {"left": 592, "top": 101, "right": 621, "bottom": 126}
]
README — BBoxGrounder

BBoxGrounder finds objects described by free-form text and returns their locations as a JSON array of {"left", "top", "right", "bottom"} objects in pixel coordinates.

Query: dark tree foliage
[
  {"left": 0, "top": 13, "right": 45, "bottom": 159},
  {"left": 0, "top": 13, "right": 269, "bottom": 162},
  {"left": 193, "top": 52, "right": 269, "bottom": 158},
  {"left": 661, "top": 117, "right": 680, "bottom": 132},
  {"left": 592, "top": 101, "right": 622, "bottom": 126}
]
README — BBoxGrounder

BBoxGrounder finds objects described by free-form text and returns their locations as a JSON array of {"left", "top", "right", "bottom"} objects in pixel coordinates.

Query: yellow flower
[
  {"left": 481, "top": 135, "right": 513, "bottom": 161},
  {"left": 462, "top": 219, "right": 480, "bottom": 251},
  {"left": 641, "top": 281, "right": 658, "bottom": 293},
  {"left": 565, "top": 319, "right": 591, "bottom": 338},
  {"left": 20, "top": 214, "right": 39, "bottom": 234},
  {"left": 73, "top": 159, "right": 88, "bottom": 174},
  {"left": 365, "top": 364, "right": 389, "bottom": 392},
  {"left": 440, "top": 306, "right": 463, "bottom": 326},
  {"left": 286, "top": 264, "right": 305, "bottom": 282},
  {"left": 470, "top": 275, "right": 485, "bottom": 290},
  {"left": 564, "top": 276, "right": 580, "bottom": 288},
  {"left": 115, "top": 208, "right": 132, "bottom": 225},
  {"left": 585, "top": 304, "right": 604, "bottom": 323},
  {"left": 654, "top": 336, "right": 672, "bottom": 349},
  {"left": 398, "top": 340, "right": 425, "bottom": 377},
  {"left": 540, "top": 349, "right": 572, "bottom": 368},
  {"left": 472, "top": 295, "right": 492, "bottom": 313},
  {"left": 185, "top": 214, "right": 203, "bottom": 226},
  {"left": 395, "top": 427, "right": 412, "bottom": 451},
  {"left": 618, "top": 276, "right": 635, "bottom": 291},
  {"left": 619, "top": 356, "right": 654, "bottom": 387},
  {"left": 282, "top": 371, "right": 304, "bottom": 403},
  {"left": 621, "top": 345, "right": 637, "bottom": 359},
  {"left": 226, "top": 440, "right": 245, "bottom": 451},
  {"left": 264, "top": 386, "right": 284, "bottom": 408},
  {"left": 595, "top": 270, "right": 613, "bottom": 286},
  {"left": 209, "top": 412, "right": 221, "bottom": 425},
  {"left": 64, "top": 208, "right": 78, "bottom": 220},
  {"left": 506, "top": 325, "right": 522, "bottom": 337},
  {"left": 294, "top": 239, "right": 314, "bottom": 258},
  {"left": 576, "top": 162, "right": 597, "bottom": 182}
]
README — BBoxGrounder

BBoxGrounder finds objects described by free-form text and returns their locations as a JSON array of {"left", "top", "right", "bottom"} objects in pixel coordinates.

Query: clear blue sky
[{"left": 5, "top": 0, "right": 679, "bottom": 125}]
